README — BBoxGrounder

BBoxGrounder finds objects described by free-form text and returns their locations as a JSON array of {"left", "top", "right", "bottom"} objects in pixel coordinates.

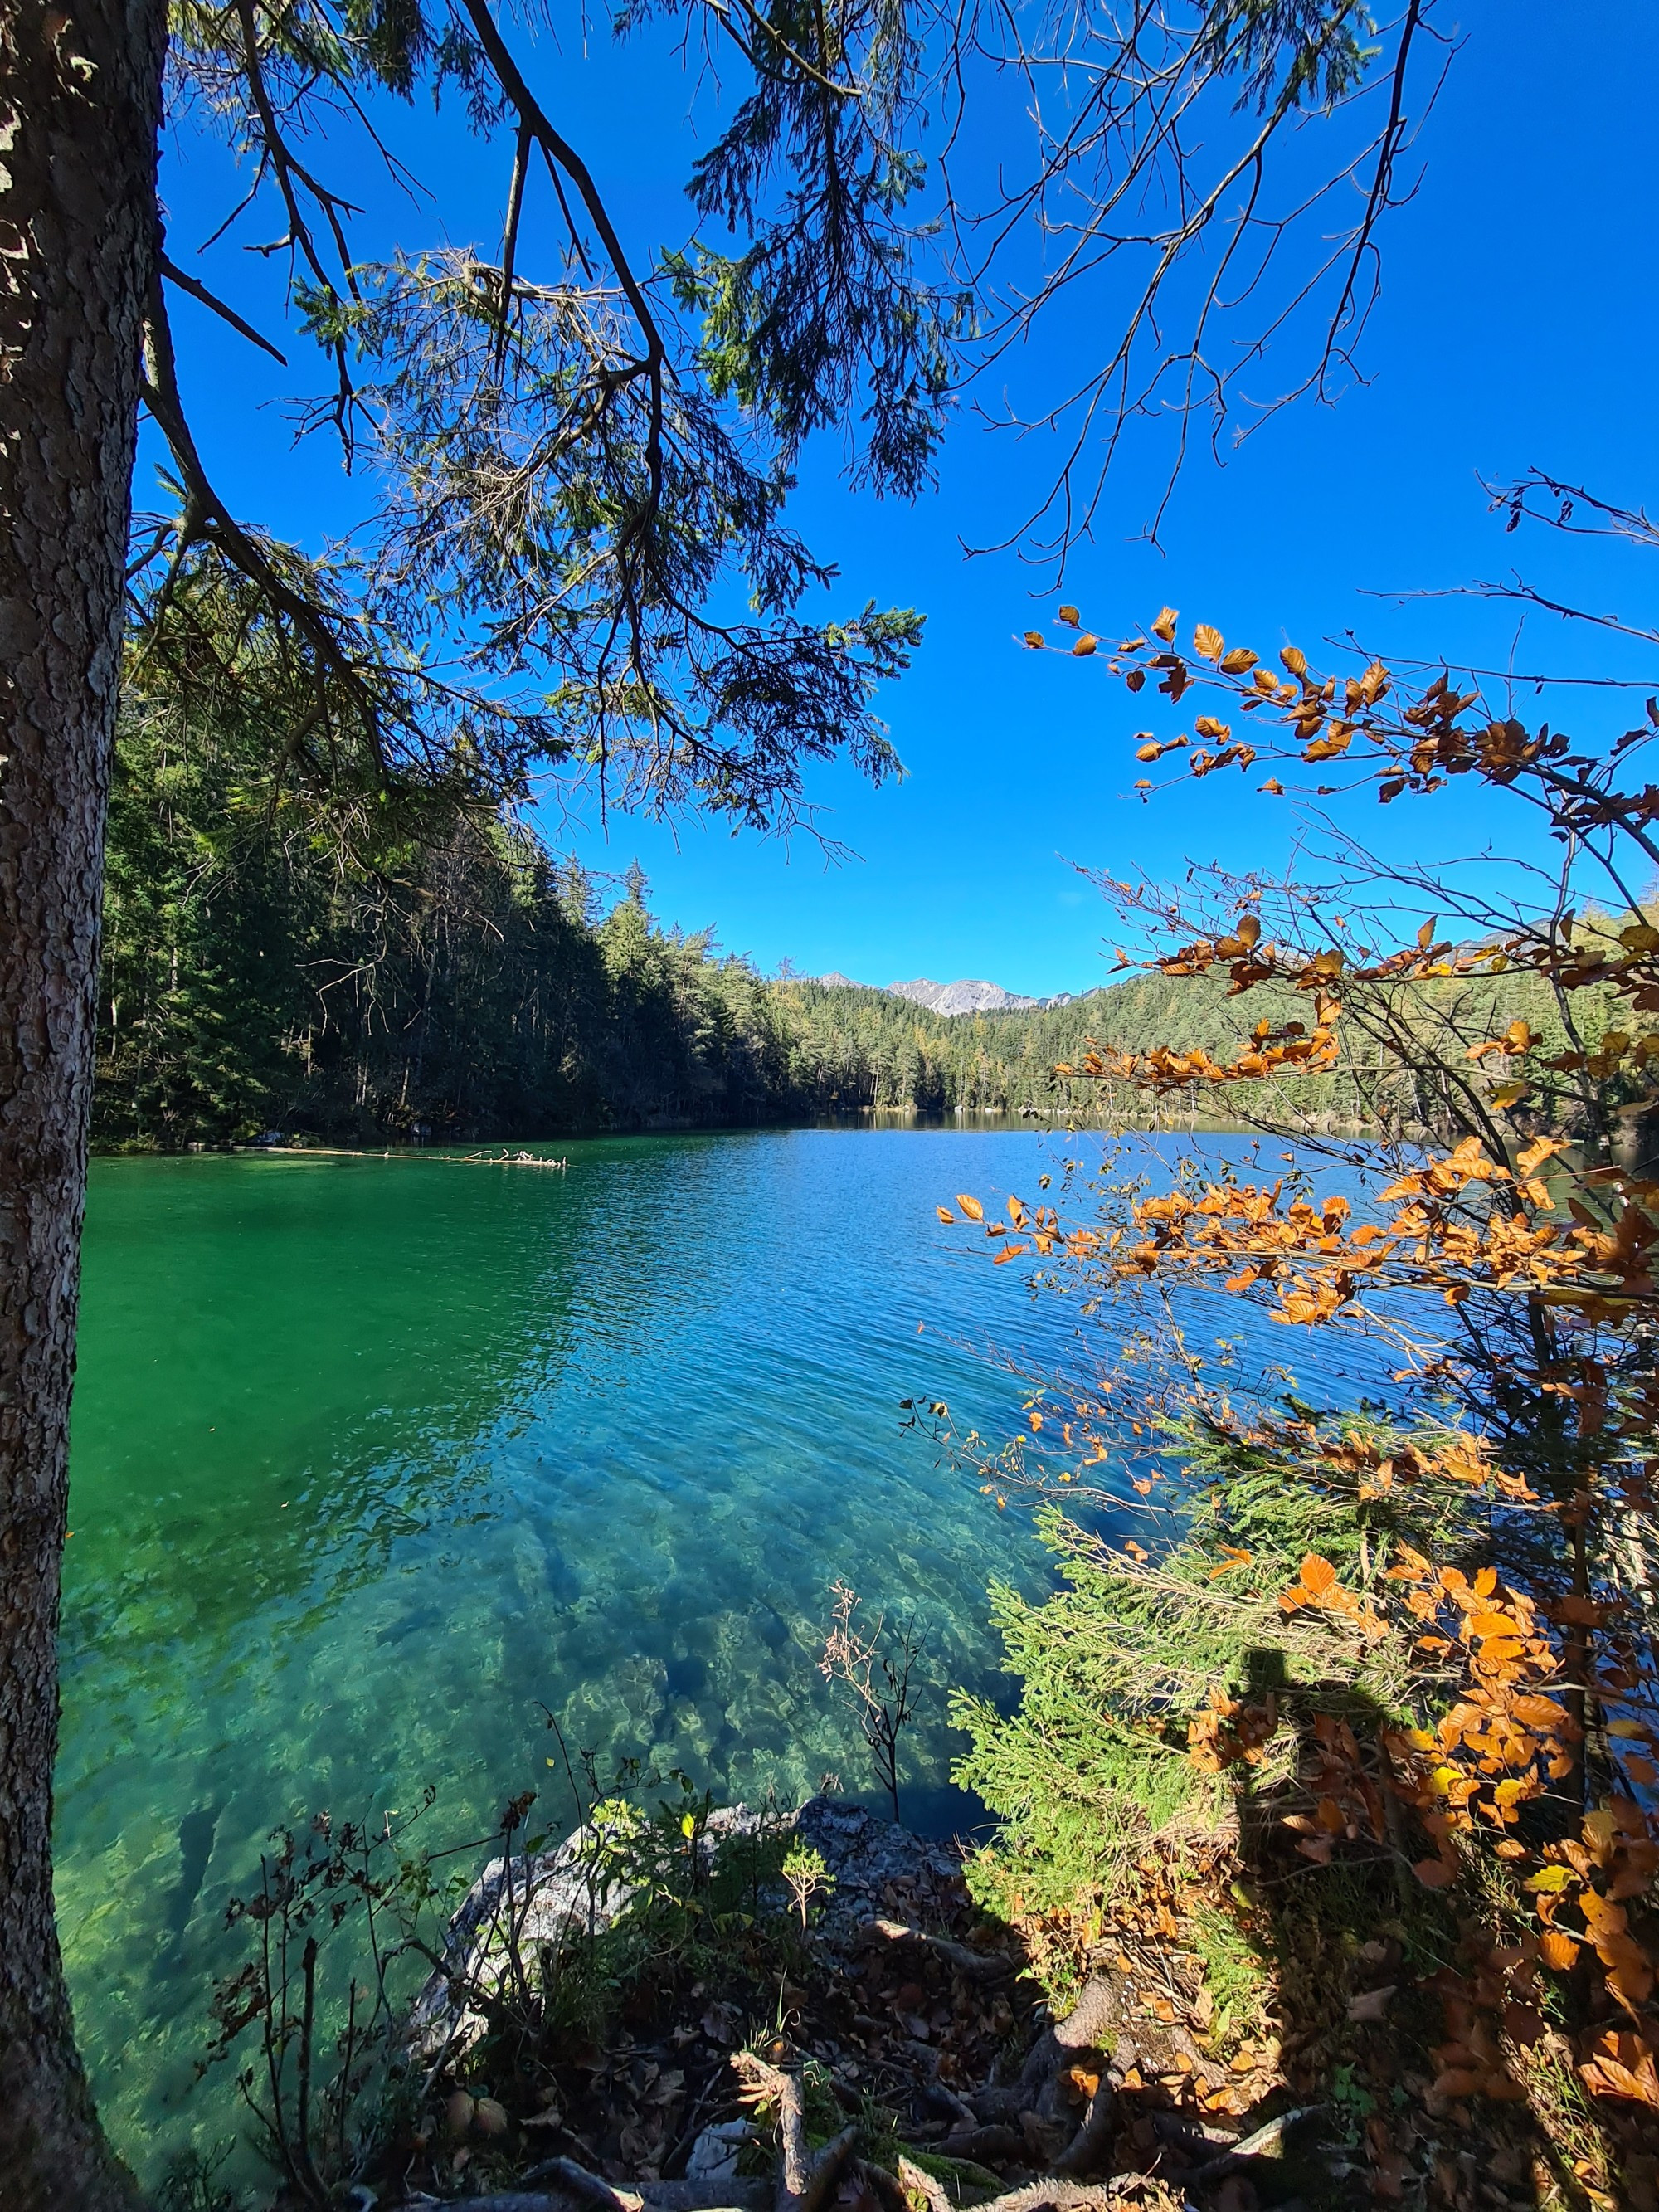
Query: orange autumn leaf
[
  {"left": 1516, "top": 1135, "right": 1566, "bottom": 1176},
  {"left": 1466, "top": 1610, "right": 1520, "bottom": 1639},
  {"left": 1511, "top": 1694, "right": 1569, "bottom": 1727},
  {"left": 1206, "top": 1543, "right": 1253, "bottom": 1581},
  {"left": 1582, "top": 2030, "right": 1659, "bottom": 2108}
]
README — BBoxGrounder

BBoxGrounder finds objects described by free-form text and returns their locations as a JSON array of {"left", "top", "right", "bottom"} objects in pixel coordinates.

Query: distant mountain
[
  {"left": 889, "top": 977, "right": 1041, "bottom": 1015},
  {"left": 812, "top": 972, "right": 1086, "bottom": 1016}
]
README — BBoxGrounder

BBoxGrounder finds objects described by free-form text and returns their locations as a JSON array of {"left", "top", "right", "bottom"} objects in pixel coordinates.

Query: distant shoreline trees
[{"left": 95, "top": 681, "right": 1637, "bottom": 1148}]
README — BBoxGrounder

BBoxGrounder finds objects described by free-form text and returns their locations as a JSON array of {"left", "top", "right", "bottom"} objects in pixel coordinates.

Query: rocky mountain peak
[{"left": 811, "top": 972, "right": 1082, "bottom": 1016}]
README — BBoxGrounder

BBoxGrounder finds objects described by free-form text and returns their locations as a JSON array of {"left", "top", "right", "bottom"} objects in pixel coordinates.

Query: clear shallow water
[
  {"left": 58, "top": 1124, "right": 1397, "bottom": 2177},
  {"left": 57, "top": 1128, "right": 1117, "bottom": 2175}
]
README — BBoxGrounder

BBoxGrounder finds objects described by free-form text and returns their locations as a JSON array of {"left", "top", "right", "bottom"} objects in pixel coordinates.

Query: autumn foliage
[{"left": 949, "top": 584, "right": 1659, "bottom": 2205}]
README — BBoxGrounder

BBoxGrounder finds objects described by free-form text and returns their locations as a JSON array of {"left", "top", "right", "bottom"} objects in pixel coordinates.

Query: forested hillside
[
  {"left": 95, "top": 699, "right": 803, "bottom": 1146},
  {"left": 94, "top": 700, "right": 1629, "bottom": 1147}
]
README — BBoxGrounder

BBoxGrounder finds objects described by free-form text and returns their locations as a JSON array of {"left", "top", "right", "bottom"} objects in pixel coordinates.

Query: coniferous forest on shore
[
  {"left": 95, "top": 700, "right": 1635, "bottom": 1149},
  {"left": 92, "top": 691, "right": 1149, "bottom": 1143}
]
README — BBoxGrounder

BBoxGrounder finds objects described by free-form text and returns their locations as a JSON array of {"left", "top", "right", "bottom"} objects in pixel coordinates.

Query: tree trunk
[{"left": 0, "top": 0, "right": 166, "bottom": 2203}]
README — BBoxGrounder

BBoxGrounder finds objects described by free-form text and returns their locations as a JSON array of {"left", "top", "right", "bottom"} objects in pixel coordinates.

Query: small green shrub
[
  {"left": 569, "top": 1780, "right": 798, "bottom": 2026},
  {"left": 951, "top": 1407, "right": 1476, "bottom": 1922},
  {"left": 1183, "top": 1895, "right": 1273, "bottom": 2048}
]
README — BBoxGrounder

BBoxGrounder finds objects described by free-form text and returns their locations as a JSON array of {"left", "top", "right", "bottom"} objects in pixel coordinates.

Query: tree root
[
  {"left": 442, "top": 2159, "right": 1159, "bottom": 2212},
  {"left": 500, "top": 2156, "right": 770, "bottom": 2211},
  {"left": 1049, "top": 2080, "right": 1116, "bottom": 2179},
  {"left": 733, "top": 2053, "right": 860, "bottom": 2212},
  {"left": 1185, "top": 2102, "right": 1323, "bottom": 2182},
  {"left": 966, "top": 2183, "right": 1138, "bottom": 2212},
  {"left": 933, "top": 2123, "right": 1024, "bottom": 2165},
  {"left": 968, "top": 1966, "right": 1243, "bottom": 2179},
  {"left": 420, "top": 2201, "right": 762, "bottom": 2212},
  {"left": 858, "top": 1917, "right": 1019, "bottom": 1984},
  {"left": 412, "top": 2197, "right": 577, "bottom": 2211},
  {"left": 639, "top": 2184, "right": 771, "bottom": 2210},
  {"left": 897, "top": 2156, "right": 954, "bottom": 2212},
  {"left": 918, "top": 2082, "right": 979, "bottom": 2132},
  {"left": 854, "top": 2156, "right": 912, "bottom": 2212},
  {"left": 974, "top": 1976, "right": 1123, "bottom": 2125},
  {"left": 964, "top": 1975, "right": 1122, "bottom": 2174},
  {"left": 444, "top": 2028, "right": 1218, "bottom": 2212}
]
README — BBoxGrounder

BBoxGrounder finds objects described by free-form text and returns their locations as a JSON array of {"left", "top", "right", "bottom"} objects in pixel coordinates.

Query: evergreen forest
[
  {"left": 95, "top": 693, "right": 1632, "bottom": 1147},
  {"left": 93, "top": 685, "right": 1138, "bottom": 1146}
]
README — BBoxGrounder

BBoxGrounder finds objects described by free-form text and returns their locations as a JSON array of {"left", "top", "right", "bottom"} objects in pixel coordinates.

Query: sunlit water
[{"left": 57, "top": 1125, "right": 1387, "bottom": 2179}]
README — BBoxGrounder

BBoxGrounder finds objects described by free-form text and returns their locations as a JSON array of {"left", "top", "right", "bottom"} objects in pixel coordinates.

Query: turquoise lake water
[{"left": 56, "top": 1123, "right": 1383, "bottom": 2180}]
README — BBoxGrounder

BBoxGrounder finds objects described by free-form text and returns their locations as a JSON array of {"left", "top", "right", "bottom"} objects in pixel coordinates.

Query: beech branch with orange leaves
[{"left": 942, "top": 568, "right": 1659, "bottom": 2151}]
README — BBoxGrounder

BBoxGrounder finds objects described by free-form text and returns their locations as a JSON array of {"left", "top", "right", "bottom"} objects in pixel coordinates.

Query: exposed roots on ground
[
  {"left": 732, "top": 2054, "right": 860, "bottom": 2212},
  {"left": 416, "top": 2072, "right": 1180, "bottom": 2212},
  {"left": 355, "top": 1793, "right": 1653, "bottom": 2212}
]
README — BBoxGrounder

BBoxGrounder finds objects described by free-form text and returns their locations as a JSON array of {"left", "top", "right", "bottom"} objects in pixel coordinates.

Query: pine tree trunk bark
[{"left": 1, "top": 0, "right": 167, "bottom": 2203}]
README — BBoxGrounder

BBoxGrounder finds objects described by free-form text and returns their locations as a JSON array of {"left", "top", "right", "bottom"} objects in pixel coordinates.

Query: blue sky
[{"left": 153, "top": 2, "right": 1659, "bottom": 995}]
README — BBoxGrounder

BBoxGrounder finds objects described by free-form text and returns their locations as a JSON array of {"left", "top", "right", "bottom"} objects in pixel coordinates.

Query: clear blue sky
[{"left": 153, "top": 2, "right": 1659, "bottom": 995}]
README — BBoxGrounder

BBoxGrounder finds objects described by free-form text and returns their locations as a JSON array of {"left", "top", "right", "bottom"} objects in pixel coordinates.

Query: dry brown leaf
[{"left": 1347, "top": 1985, "right": 1396, "bottom": 2023}]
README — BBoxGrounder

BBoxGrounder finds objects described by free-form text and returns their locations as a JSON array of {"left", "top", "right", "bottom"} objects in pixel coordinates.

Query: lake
[{"left": 56, "top": 1123, "right": 1381, "bottom": 2180}]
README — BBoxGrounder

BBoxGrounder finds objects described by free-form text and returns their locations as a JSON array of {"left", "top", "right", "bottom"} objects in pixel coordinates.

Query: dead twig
[{"left": 819, "top": 1585, "right": 925, "bottom": 1824}]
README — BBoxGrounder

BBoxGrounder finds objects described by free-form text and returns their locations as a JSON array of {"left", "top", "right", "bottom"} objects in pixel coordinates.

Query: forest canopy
[{"left": 97, "top": 681, "right": 1642, "bottom": 1147}]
